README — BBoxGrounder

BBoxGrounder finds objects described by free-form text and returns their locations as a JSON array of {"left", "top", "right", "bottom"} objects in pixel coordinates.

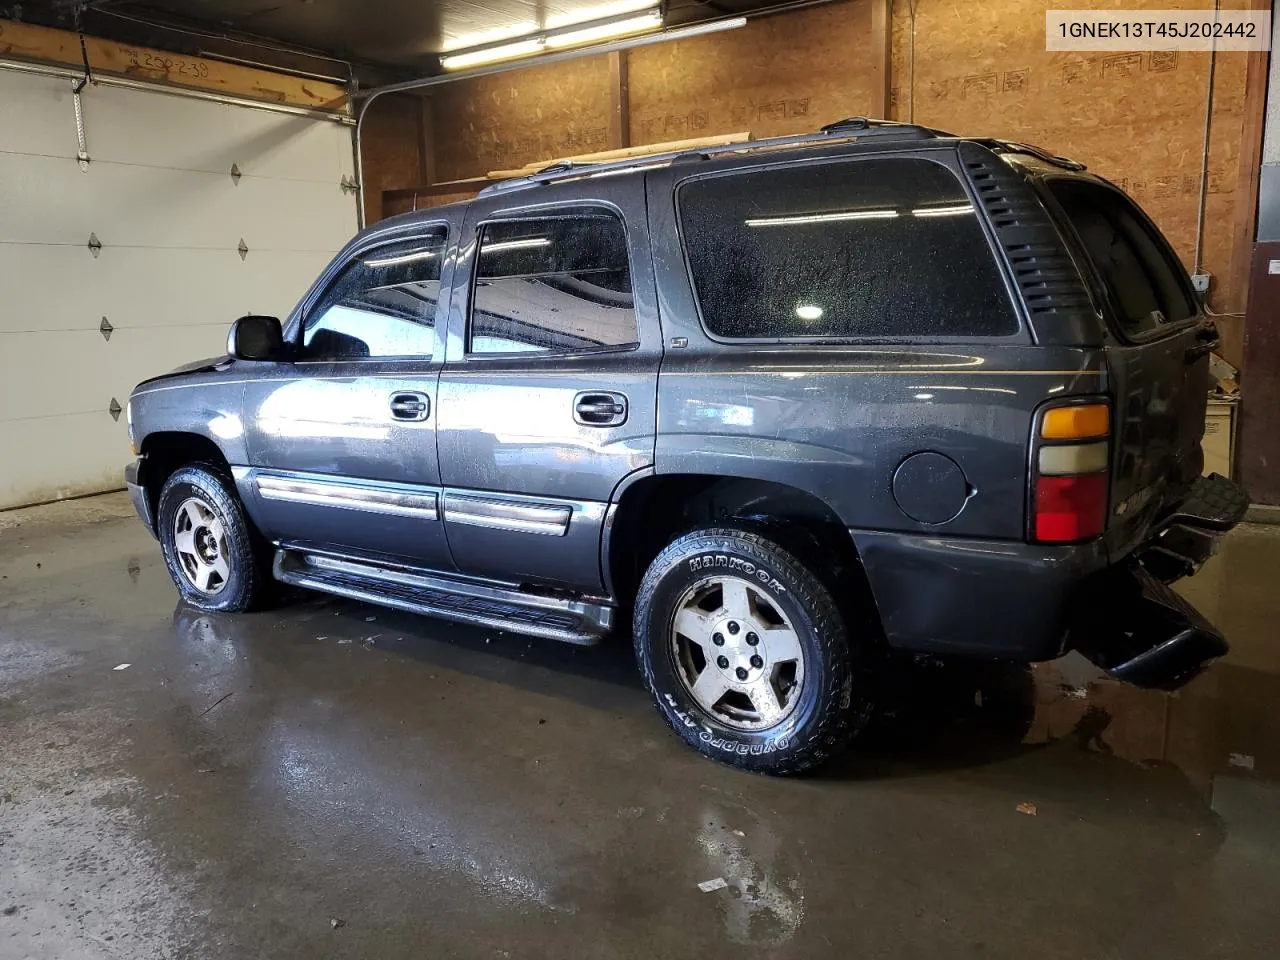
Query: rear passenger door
[{"left": 436, "top": 182, "right": 660, "bottom": 592}]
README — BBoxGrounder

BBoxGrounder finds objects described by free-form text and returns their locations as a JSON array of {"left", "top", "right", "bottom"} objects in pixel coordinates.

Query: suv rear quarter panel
[
  {"left": 649, "top": 344, "right": 1107, "bottom": 540},
  {"left": 647, "top": 146, "right": 1109, "bottom": 542}
]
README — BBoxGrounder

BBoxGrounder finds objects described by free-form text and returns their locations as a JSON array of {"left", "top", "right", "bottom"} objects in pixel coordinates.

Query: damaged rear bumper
[
  {"left": 1072, "top": 565, "right": 1227, "bottom": 689},
  {"left": 1072, "top": 473, "right": 1249, "bottom": 688}
]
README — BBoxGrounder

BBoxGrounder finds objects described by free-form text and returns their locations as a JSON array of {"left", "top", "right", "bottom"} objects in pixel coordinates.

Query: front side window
[
  {"left": 1046, "top": 179, "right": 1195, "bottom": 338},
  {"left": 677, "top": 157, "right": 1018, "bottom": 340},
  {"left": 468, "top": 214, "right": 638, "bottom": 355},
  {"left": 300, "top": 231, "right": 446, "bottom": 361}
]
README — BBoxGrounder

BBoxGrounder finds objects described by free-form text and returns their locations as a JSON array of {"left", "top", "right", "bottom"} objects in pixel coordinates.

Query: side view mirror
[{"left": 228, "top": 315, "right": 284, "bottom": 361}]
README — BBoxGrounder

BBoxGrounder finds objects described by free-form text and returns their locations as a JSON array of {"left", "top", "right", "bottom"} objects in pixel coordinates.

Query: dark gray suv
[{"left": 125, "top": 119, "right": 1248, "bottom": 774}]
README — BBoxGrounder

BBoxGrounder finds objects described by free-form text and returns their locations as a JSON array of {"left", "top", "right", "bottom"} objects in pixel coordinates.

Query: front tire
[
  {"left": 157, "top": 465, "right": 271, "bottom": 613},
  {"left": 633, "top": 526, "right": 872, "bottom": 774}
]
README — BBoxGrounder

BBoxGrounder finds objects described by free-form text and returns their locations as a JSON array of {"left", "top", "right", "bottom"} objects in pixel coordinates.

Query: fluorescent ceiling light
[
  {"left": 912, "top": 204, "right": 974, "bottom": 217},
  {"left": 547, "top": 0, "right": 660, "bottom": 30},
  {"left": 441, "top": 37, "right": 545, "bottom": 70},
  {"left": 363, "top": 250, "right": 438, "bottom": 267},
  {"left": 438, "top": 11, "right": 743, "bottom": 72},
  {"left": 483, "top": 237, "right": 551, "bottom": 253},
  {"left": 746, "top": 210, "right": 899, "bottom": 227},
  {"left": 546, "top": 10, "right": 663, "bottom": 48},
  {"left": 442, "top": 21, "right": 538, "bottom": 53},
  {"left": 664, "top": 16, "right": 746, "bottom": 39}
]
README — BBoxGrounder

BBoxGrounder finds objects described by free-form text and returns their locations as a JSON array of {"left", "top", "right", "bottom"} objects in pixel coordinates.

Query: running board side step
[{"left": 273, "top": 549, "right": 613, "bottom": 646}]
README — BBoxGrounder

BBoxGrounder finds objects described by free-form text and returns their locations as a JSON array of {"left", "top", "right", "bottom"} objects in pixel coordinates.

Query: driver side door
[{"left": 240, "top": 223, "right": 456, "bottom": 570}]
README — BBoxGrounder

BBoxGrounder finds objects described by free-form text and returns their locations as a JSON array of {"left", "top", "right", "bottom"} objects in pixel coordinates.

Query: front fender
[{"left": 130, "top": 375, "right": 250, "bottom": 467}]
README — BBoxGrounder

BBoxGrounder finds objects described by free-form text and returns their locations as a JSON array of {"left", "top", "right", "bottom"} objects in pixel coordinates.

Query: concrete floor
[{"left": 2, "top": 494, "right": 1279, "bottom": 960}]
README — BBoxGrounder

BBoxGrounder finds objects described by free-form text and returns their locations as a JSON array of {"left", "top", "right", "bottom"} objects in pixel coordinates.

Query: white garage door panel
[
  {"left": 0, "top": 326, "right": 229, "bottom": 420},
  {"left": 83, "top": 84, "right": 353, "bottom": 184},
  {"left": 0, "top": 157, "right": 350, "bottom": 251},
  {"left": 0, "top": 71, "right": 79, "bottom": 157},
  {"left": 231, "top": 176, "right": 356, "bottom": 251},
  {"left": 0, "top": 152, "right": 95, "bottom": 244},
  {"left": 0, "top": 332, "right": 116, "bottom": 419},
  {"left": 2, "top": 246, "right": 335, "bottom": 332},
  {"left": 1, "top": 69, "right": 357, "bottom": 509},
  {"left": 82, "top": 163, "right": 349, "bottom": 251},
  {"left": 234, "top": 250, "right": 339, "bottom": 315},
  {"left": 0, "top": 414, "right": 130, "bottom": 507},
  {"left": 112, "top": 325, "right": 233, "bottom": 381}
]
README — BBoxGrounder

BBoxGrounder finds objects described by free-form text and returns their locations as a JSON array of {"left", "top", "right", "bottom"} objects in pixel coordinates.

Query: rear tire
[
  {"left": 157, "top": 465, "right": 271, "bottom": 613},
  {"left": 633, "top": 526, "right": 872, "bottom": 774}
]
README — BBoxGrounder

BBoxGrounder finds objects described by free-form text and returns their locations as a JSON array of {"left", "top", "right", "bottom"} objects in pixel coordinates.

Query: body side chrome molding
[
  {"left": 255, "top": 473, "right": 439, "bottom": 520},
  {"left": 442, "top": 493, "right": 572, "bottom": 536}
]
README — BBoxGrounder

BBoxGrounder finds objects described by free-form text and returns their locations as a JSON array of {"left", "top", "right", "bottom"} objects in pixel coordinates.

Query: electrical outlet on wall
[{"left": 1191, "top": 273, "right": 1211, "bottom": 293}]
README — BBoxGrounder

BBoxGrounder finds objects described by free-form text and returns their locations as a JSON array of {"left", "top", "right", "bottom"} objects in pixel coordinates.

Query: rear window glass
[
  {"left": 1046, "top": 179, "right": 1195, "bottom": 337},
  {"left": 677, "top": 157, "right": 1017, "bottom": 341}
]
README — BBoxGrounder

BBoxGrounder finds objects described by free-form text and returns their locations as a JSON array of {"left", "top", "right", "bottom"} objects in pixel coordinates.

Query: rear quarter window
[
  {"left": 676, "top": 157, "right": 1018, "bottom": 341},
  {"left": 1045, "top": 178, "right": 1196, "bottom": 339}
]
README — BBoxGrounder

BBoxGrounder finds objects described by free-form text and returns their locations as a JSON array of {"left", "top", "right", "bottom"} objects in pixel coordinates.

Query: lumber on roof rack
[{"left": 486, "top": 131, "right": 752, "bottom": 180}]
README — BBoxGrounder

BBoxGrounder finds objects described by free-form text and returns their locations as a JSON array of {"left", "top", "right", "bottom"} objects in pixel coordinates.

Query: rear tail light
[{"left": 1031, "top": 402, "right": 1110, "bottom": 543}]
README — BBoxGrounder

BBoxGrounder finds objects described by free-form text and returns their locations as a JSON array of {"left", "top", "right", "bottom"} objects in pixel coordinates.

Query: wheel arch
[
  {"left": 137, "top": 431, "right": 233, "bottom": 531},
  {"left": 603, "top": 472, "right": 879, "bottom": 631}
]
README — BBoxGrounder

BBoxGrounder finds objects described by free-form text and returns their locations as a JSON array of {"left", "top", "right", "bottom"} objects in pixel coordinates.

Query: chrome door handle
[
  {"left": 390, "top": 391, "right": 430, "bottom": 421},
  {"left": 574, "top": 391, "right": 628, "bottom": 427}
]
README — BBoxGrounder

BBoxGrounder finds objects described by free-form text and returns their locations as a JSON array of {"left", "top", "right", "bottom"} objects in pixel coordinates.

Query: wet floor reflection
[
  {"left": 161, "top": 568, "right": 1280, "bottom": 807},
  {"left": 4, "top": 507, "right": 1280, "bottom": 957}
]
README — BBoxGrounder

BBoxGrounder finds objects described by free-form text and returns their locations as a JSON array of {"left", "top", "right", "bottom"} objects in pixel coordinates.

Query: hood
[
  {"left": 135, "top": 355, "right": 230, "bottom": 390},
  {"left": 169, "top": 355, "right": 230, "bottom": 376}
]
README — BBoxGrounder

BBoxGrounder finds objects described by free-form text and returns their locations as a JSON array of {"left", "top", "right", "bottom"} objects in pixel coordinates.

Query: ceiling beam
[{"left": 0, "top": 17, "right": 349, "bottom": 111}]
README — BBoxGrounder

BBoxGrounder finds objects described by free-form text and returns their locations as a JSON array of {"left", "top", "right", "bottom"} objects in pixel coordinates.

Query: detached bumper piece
[
  {"left": 1074, "top": 565, "right": 1227, "bottom": 689},
  {"left": 1074, "top": 473, "right": 1247, "bottom": 689}
]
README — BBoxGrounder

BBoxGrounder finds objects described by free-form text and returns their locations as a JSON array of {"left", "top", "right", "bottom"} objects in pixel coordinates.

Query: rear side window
[
  {"left": 301, "top": 231, "right": 446, "bottom": 360},
  {"left": 469, "top": 214, "right": 638, "bottom": 355},
  {"left": 677, "top": 157, "right": 1017, "bottom": 341},
  {"left": 1046, "top": 179, "right": 1195, "bottom": 337}
]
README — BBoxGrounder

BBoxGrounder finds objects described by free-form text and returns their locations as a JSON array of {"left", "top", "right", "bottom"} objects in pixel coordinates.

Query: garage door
[{"left": 0, "top": 67, "right": 358, "bottom": 510}]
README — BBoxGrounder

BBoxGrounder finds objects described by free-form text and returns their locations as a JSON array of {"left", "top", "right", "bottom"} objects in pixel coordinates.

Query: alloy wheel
[
  {"left": 172, "top": 496, "right": 231, "bottom": 595},
  {"left": 669, "top": 576, "right": 805, "bottom": 730}
]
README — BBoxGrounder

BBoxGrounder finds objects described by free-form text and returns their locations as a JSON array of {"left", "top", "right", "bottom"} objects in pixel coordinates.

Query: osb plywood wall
[
  {"left": 431, "top": 55, "right": 614, "bottom": 183},
  {"left": 627, "top": 1, "right": 877, "bottom": 145},
  {"left": 414, "top": 2, "right": 877, "bottom": 186},
  {"left": 370, "top": 0, "right": 1260, "bottom": 362},
  {"left": 890, "top": 0, "right": 1254, "bottom": 363},
  {"left": 361, "top": 94, "right": 425, "bottom": 225}
]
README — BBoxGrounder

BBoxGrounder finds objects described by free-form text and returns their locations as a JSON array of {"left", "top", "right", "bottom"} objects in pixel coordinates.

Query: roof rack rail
[
  {"left": 818, "top": 116, "right": 949, "bottom": 135},
  {"left": 478, "top": 117, "right": 950, "bottom": 196},
  {"left": 983, "top": 139, "right": 1087, "bottom": 172}
]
